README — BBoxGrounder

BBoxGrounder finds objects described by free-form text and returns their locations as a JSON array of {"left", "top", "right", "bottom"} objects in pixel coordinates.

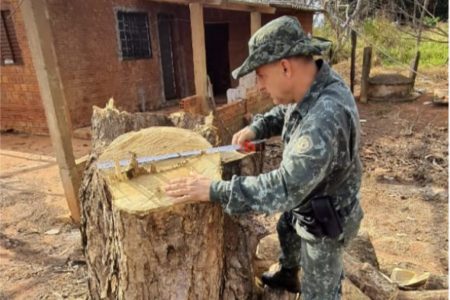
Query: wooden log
[
  {"left": 397, "top": 290, "right": 448, "bottom": 300},
  {"left": 343, "top": 252, "right": 399, "bottom": 300},
  {"left": 342, "top": 278, "right": 371, "bottom": 300},
  {"left": 345, "top": 231, "right": 380, "bottom": 269},
  {"left": 424, "top": 274, "right": 449, "bottom": 290},
  {"left": 360, "top": 47, "right": 372, "bottom": 103},
  {"left": 262, "top": 286, "right": 299, "bottom": 300}
]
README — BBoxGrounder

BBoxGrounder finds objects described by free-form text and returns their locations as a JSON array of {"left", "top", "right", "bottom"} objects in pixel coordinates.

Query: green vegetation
[{"left": 314, "top": 17, "right": 448, "bottom": 68}]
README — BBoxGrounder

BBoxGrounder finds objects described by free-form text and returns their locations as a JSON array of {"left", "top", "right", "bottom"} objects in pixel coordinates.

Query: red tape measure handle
[{"left": 243, "top": 139, "right": 266, "bottom": 152}]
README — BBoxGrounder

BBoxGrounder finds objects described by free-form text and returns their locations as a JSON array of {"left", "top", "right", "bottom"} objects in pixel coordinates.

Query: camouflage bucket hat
[{"left": 232, "top": 16, "right": 331, "bottom": 79}]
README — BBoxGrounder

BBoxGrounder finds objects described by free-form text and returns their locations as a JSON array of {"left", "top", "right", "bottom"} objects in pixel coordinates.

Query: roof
[
  {"left": 268, "top": 0, "right": 323, "bottom": 12},
  {"left": 229, "top": 0, "right": 323, "bottom": 12}
]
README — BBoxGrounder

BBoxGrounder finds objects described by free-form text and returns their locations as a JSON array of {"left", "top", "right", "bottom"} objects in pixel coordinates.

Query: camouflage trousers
[{"left": 277, "top": 202, "right": 363, "bottom": 300}]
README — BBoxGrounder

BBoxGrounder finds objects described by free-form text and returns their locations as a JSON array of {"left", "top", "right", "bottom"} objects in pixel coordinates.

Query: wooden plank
[
  {"left": 189, "top": 2, "right": 210, "bottom": 115},
  {"left": 147, "top": 0, "right": 275, "bottom": 13},
  {"left": 350, "top": 29, "right": 357, "bottom": 93},
  {"left": 20, "top": 0, "right": 81, "bottom": 223},
  {"left": 360, "top": 46, "right": 372, "bottom": 103},
  {"left": 250, "top": 11, "right": 261, "bottom": 35},
  {"left": 150, "top": 0, "right": 223, "bottom": 5},
  {"left": 209, "top": 1, "right": 275, "bottom": 13}
]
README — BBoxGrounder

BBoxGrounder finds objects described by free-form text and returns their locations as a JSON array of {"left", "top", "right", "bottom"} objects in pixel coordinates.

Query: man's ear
[{"left": 280, "top": 59, "right": 292, "bottom": 77}]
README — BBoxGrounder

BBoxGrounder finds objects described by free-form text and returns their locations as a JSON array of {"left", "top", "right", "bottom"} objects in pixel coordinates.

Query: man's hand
[
  {"left": 164, "top": 172, "right": 212, "bottom": 204},
  {"left": 232, "top": 126, "right": 256, "bottom": 146}
]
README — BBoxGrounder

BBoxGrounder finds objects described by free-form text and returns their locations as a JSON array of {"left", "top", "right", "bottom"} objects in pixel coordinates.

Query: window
[
  {"left": 1, "top": 10, "right": 21, "bottom": 65},
  {"left": 117, "top": 11, "right": 152, "bottom": 60}
]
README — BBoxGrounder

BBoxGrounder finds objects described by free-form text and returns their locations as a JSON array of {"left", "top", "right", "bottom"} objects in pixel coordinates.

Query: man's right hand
[{"left": 232, "top": 126, "right": 256, "bottom": 146}]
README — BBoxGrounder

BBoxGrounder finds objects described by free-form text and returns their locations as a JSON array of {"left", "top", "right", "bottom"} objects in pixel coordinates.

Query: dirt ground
[{"left": 0, "top": 66, "right": 448, "bottom": 299}]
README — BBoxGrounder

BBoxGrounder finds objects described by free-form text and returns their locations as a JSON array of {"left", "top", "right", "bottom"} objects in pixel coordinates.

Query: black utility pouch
[
  {"left": 311, "top": 196, "right": 343, "bottom": 239},
  {"left": 292, "top": 210, "right": 324, "bottom": 237}
]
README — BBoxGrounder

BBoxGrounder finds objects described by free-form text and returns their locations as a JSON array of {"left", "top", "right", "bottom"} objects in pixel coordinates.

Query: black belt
[{"left": 292, "top": 199, "right": 357, "bottom": 238}]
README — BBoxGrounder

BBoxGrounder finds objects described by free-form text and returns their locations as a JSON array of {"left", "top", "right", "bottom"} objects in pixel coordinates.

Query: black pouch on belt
[{"left": 311, "top": 196, "right": 343, "bottom": 239}]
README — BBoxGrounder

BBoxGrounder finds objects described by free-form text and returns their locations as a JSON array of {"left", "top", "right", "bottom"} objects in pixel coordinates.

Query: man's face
[
  {"left": 255, "top": 58, "right": 311, "bottom": 105},
  {"left": 255, "top": 62, "right": 292, "bottom": 105}
]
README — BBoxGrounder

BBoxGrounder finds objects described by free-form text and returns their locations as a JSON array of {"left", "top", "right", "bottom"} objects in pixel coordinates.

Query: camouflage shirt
[{"left": 210, "top": 59, "right": 362, "bottom": 215}]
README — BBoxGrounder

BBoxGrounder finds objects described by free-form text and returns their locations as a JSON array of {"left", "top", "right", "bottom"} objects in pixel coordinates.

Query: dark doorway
[
  {"left": 157, "top": 13, "right": 177, "bottom": 100},
  {"left": 205, "top": 23, "right": 231, "bottom": 96}
]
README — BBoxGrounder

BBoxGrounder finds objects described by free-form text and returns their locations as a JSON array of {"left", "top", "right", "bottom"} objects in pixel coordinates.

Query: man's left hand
[{"left": 164, "top": 173, "right": 212, "bottom": 204}]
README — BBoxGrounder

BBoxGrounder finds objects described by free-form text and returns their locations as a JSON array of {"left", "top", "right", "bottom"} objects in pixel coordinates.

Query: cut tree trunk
[
  {"left": 81, "top": 126, "right": 224, "bottom": 299},
  {"left": 80, "top": 101, "right": 270, "bottom": 299}
]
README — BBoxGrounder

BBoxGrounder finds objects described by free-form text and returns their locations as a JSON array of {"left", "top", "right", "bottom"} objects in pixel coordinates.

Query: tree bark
[
  {"left": 343, "top": 252, "right": 399, "bottom": 300},
  {"left": 345, "top": 231, "right": 380, "bottom": 269},
  {"left": 80, "top": 102, "right": 270, "bottom": 299},
  {"left": 397, "top": 289, "right": 448, "bottom": 300}
]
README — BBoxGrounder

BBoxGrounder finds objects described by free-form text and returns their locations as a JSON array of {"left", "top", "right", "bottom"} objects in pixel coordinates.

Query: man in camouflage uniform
[{"left": 165, "top": 16, "right": 364, "bottom": 299}]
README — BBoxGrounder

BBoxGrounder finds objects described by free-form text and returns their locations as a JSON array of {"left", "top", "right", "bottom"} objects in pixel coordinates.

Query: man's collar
[{"left": 294, "top": 59, "right": 330, "bottom": 118}]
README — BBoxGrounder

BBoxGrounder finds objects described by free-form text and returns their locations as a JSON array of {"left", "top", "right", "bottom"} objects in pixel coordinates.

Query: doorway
[{"left": 205, "top": 23, "right": 231, "bottom": 97}]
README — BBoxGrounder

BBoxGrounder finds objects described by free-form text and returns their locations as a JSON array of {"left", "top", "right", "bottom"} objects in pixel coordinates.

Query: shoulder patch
[{"left": 295, "top": 135, "right": 313, "bottom": 154}]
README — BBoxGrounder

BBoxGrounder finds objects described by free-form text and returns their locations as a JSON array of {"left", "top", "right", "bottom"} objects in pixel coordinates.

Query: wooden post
[
  {"left": 409, "top": 50, "right": 420, "bottom": 89},
  {"left": 250, "top": 11, "right": 261, "bottom": 35},
  {"left": 360, "top": 46, "right": 372, "bottom": 103},
  {"left": 20, "top": 0, "right": 81, "bottom": 223},
  {"left": 189, "top": 3, "right": 210, "bottom": 115},
  {"left": 350, "top": 30, "right": 357, "bottom": 93}
]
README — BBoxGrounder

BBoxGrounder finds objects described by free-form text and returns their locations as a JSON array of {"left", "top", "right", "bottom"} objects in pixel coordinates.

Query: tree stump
[
  {"left": 80, "top": 102, "right": 270, "bottom": 299},
  {"left": 81, "top": 126, "right": 224, "bottom": 299}
]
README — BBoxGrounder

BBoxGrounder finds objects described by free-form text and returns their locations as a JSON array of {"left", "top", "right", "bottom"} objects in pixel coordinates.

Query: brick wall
[
  {"left": 0, "top": 0, "right": 48, "bottom": 134},
  {"left": 47, "top": 0, "right": 195, "bottom": 129},
  {"left": 0, "top": 0, "right": 314, "bottom": 135},
  {"left": 214, "top": 90, "right": 273, "bottom": 144},
  {"left": 181, "top": 89, "right": 273, "bottom": 145}
]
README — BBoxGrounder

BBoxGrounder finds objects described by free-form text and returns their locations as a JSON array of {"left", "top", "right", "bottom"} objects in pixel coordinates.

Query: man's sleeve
[
  {"left": 210, "top": 101, "right": 342, "bottom": 215},
  {"left": 249, "top": 105, "right": 287, "bottom": 139}
]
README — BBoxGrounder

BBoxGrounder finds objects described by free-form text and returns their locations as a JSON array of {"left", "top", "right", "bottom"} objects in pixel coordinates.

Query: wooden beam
[
  {"left": 189, "top": 3, "right": 210, "bottom": 115},
  {"left": 360, "top": 46, "right": 372, "bottom": 103},
  {"left": 146, "top": 0, "right": 275, "bottom": 13},
  {"left": 250, "top": 11, "right": 261, "bottom": 35},
  {"left": 149, "top": 0, "right": 209, "bottom": 5},
  {"left": 20, "top": 0, "right": 81, "bottom": 223},
  {"left": 206, "top": 1, "right": 275, "bottom": 13}
]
